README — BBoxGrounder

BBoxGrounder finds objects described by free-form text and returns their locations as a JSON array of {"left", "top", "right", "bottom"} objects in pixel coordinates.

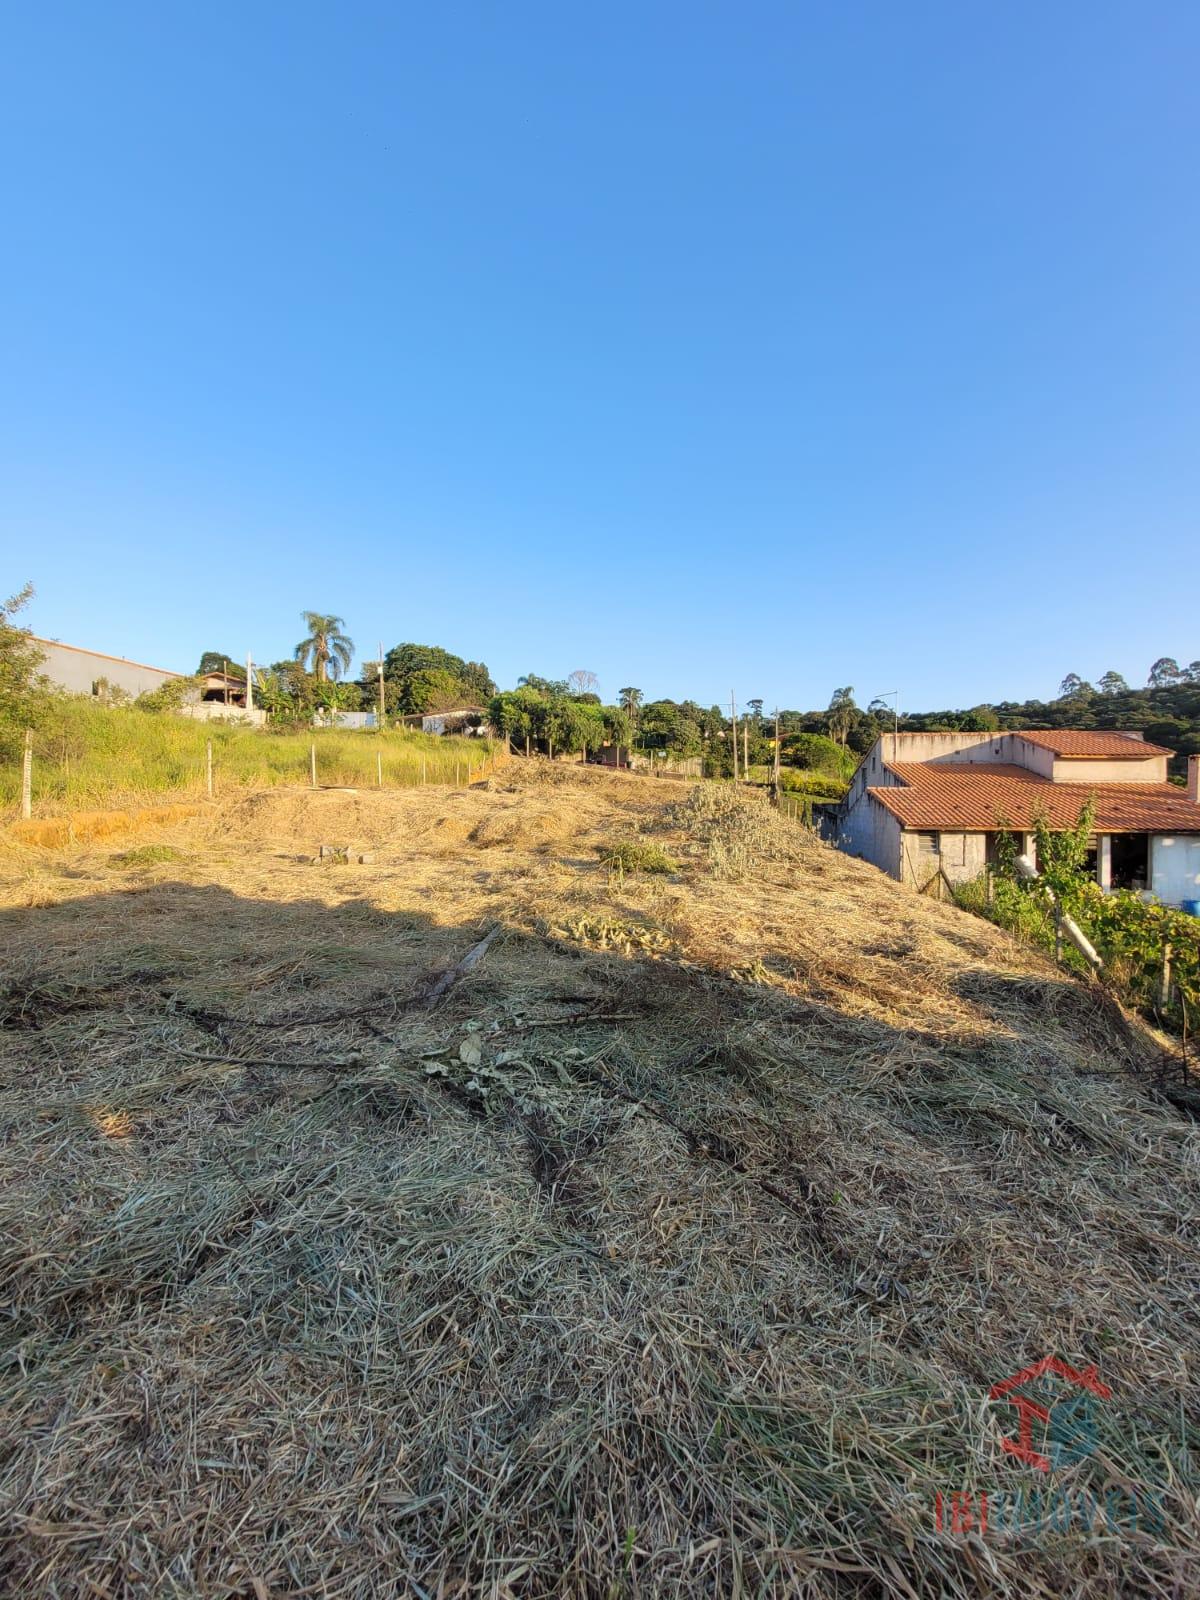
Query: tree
[
  {"left": 383, "top": 644, "right": 493, "bottom": 712},
  {"left": 568, "top": 669, "right": 599, "bottom": 697},
  {"left": 959, "top": 705, "right": 1000, "bottom": 731},
  {"left": 1148, "top": 657, "right": 1182, "bottom": 688},
  {"left": 405, "top": 667, "right": 470, "bottom": 713},
  {"left": 1098, "top": 670, "right": 1129, "bottom": 696},
  {"left": 294, "top": 612, "right": 353, "bottom": 682},
  {"left": 1057, "top": 673, "right": 1092, "bottom": 700},
  {"left": 618, "top": 687, "right": 643, "bottom": 716},
  {"left": 197, "top": 650, "right": 240, "bottom": 676},
  {"left": 1184, "top": 662, "right": 1200, "bottom": 684},
  {"left": 518, "top": 672, "right": 569, "bottom": 696},
  {"left": 488, "top": 688, "right": 544, "bottom": 755},
  {"left": 747, "top": 698, "right": 764, "bottom": 725},
  {"left": 0, "top": 583, "right": 46, "bottom": 745},
  {"left": 826, "top": 686, "right": 857, "bottom": 748},
  {"left": 313, "top": 679, "right": 362, "bottom": 719}
]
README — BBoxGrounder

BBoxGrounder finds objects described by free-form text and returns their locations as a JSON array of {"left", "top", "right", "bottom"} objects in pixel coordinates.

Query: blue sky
[{"left": 2, "top": 2, "right": 1196, "bottom": 712}]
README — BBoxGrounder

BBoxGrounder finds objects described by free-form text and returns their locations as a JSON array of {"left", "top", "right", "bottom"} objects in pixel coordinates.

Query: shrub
[{"left": 604, "top": 839, "right": 679, "bottom": 875}]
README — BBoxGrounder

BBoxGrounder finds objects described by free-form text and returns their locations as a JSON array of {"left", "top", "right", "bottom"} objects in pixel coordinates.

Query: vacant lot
[{"left": 0, "top": 767, "right": 1196, "bottom": 1597}]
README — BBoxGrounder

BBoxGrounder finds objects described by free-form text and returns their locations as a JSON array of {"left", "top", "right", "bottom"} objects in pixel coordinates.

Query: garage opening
[{"left": 1110, "top": 834, "right": 1149, "bottom": 892}]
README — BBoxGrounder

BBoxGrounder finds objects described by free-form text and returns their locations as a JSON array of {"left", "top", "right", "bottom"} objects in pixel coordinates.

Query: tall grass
[{"left": 1, "top": 699, "right": 501, "bottom": 816}]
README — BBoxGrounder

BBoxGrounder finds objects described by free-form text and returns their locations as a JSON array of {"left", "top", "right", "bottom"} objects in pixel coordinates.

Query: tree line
[{"left": 4, "top": 585, "right": 1195, "bottom": 787}]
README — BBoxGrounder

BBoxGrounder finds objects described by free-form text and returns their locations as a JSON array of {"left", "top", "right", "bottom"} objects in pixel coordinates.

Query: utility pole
[
  {"left": 245, "top": 653, "right": 254, "bottom": 714},
  {"left": 772, "top": 707, "right": 781, "bottom": 806},
  {"left": 743, "top": 721, "right": 749, "bottom": 777},
  {"left": 875, "top": 691, "right": 900, "bottom": 761},
  {"left": 730, "top": 691, "right": 738, "bottom": 782},
  {"left": 378, "top": 641, "right": 385, "bottom": 727}
]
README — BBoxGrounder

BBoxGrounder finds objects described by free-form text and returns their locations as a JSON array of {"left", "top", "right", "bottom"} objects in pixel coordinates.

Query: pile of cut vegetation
[{"left": 0, "top": 774, "right": 1196, "bottom": 1597}]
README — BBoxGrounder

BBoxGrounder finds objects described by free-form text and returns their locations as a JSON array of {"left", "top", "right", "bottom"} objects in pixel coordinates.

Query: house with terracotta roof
[{"left": 832, "top": 728, "right": 1200, "bottom": 905}]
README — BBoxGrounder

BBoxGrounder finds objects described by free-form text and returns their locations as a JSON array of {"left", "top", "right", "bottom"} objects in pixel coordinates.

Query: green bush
[{"left": 603, "top": 838, "right": 679, "bottom": 875}]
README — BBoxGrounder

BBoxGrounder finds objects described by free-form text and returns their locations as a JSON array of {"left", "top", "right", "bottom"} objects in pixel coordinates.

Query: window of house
[{"left": 915, "top": 831, "right": 940, "bottom": 853}]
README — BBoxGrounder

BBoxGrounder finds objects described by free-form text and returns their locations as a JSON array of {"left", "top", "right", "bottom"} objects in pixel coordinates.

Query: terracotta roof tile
[
  {"left": 1013, "top": 729, "right": 1174, "bottom": 758},
  {"left": 870, "top": 763, "right": 1200, "bottom": 833}
]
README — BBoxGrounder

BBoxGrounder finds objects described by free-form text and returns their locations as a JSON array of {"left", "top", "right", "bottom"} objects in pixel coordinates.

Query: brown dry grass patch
[{"left": 0, "top": 768, "right": 1196, "bottom": 1598}]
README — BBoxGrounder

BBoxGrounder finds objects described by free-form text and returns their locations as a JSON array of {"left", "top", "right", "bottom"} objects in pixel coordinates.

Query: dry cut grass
[{"left": 0, "top": 768, "right": 1197, "bottom": 1598}]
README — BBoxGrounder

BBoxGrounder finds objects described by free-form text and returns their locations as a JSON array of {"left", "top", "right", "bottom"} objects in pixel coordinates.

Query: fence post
[
  {"left": 21, "top": 730, "right": 33, "bottom": 820},
  {"left": 422, "top": 755, "right": 427, "bottom": 785},
  {"left": 206, "top": 739, "right": 214, "bottom": 798},
  {"left": 310, "top": 743, "right": 318, "bottom": 789},
  {"left": 377, "top": 749, "right": 383, "bottom": 788},
  {"left": 456, "top": 760, "right": 460, "bottom": 787},
  {"left": 1160, "top": 941, "right": 1173, "bottom": 1009}
]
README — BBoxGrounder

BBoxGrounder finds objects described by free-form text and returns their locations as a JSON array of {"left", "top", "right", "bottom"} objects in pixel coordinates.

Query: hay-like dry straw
[{"left": 0, "top": 768, "right": 1196, "bottom": 1597}]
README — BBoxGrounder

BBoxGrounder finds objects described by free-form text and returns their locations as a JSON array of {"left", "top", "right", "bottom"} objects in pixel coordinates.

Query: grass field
[
  {"left": 0, "top": 766, "right": 1195, "bottom": 1597},
  {"left": 1, "top": 699, "right": 500, "bottom": 815}
]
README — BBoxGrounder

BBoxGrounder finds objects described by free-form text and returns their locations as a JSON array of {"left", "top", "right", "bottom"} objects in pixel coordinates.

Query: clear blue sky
[{"left": 2, "top": 2, "right": 1196, "bottom": 712}]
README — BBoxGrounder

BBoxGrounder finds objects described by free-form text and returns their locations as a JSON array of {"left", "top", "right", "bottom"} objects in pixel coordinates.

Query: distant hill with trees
[{"left": 784, "top": 660, "right": 1200, "bottom": 781}]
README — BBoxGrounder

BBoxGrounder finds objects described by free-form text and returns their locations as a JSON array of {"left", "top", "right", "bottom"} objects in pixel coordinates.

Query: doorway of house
[{"left": 1109, "top": 834, "right": 1149, "bottom": 892}]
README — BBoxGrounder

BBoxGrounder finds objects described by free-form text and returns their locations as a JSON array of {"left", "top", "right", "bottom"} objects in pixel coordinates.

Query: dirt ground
[{"left": 0, "top": 766, "right": 1197, "bottom": 1598}]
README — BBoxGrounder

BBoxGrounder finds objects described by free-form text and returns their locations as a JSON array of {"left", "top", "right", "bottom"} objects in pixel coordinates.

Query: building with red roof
[{"left": 832, "top": 729, "right": 1200, "bottom": 904}]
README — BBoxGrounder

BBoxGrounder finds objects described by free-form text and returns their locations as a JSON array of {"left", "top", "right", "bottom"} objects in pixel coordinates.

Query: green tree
[
  {"left": 826, "top": 686, "right": 857, "bottom": 748},
  {"left": 1057, "top": 673, "right": 1092, "bottom": 700},
  {"left": 1148, "top": 657, "right": 1182, "bottom": 688},
  {"left": 196, "top": 650, "right": 243, "bottom": 676},
  {"left": 405, "top": 667, "right": 469, "bottom": 713},
  {"left": 518, "top": 672, "right": 569, "bottom": 696},
  {"left": 0, "top": 583, "right": 46, "bottom": 747},
  {"left": 1098, "top": 670, "right": 1129, "bottom": 696},
  {"left": 488, "top": 688, "right": 544, "bottom": 754},
  {"left": 960, "top": 705, "right": 1000, "bottom": 731},
  {"left": 294, "top": 612, "right": 353, "bottom": 682}
]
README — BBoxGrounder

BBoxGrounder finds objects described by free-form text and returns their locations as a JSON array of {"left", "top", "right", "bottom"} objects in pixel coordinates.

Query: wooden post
[
  {"left": 456, "top": 760, "right": 460, "bottom": 787},
  {"left": 986, "top": 868, "right": 994, "bottom": 907},
  {"left": 206, "top": 739, "right": 214, "bottom": 798},
  {"left": 422, "top": 755, "right": 427, "bottom": 785},
  {"left": 21, "top": 730, "right": 33, "bottom": 820},
  {"left": 730, "top": 692, "right": 738, "bottom": 782},
  {"left": 1054, "top": 906, "right": 1063, "bottom": 965},
  {"left": 377, "top": 749, "right": 383, "bottom": 788},
  {"left": 378, "top": 640, "right": 385, "bottom": 727},
  {"left": 310, "top": 743, "right": 318, "bottom": 789},
  {"left": 771, "top": 708, "right": 781, "bottom": 806},
  {"left": 1160, "top": 940, "right": 1173, "bottom": 1009},
  {"left": 743, "top": 721, "right": 749, "bottom": 778}
]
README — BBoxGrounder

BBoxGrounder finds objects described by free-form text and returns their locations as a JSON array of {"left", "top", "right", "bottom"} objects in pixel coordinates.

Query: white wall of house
[
  {"left": 34, "top": 637, "right": 179, "bottom": 699},
  {"left": 1051, "top": 755, "right": 1168, "bottom": 783},
  {"left": 1149, "top": 837, "right": 1200, "bottom": 906},
  {"left": 853, "top": 731, "right": 1165, "bottom": 786},
  {"left": 178, "top": 702, "right": 268, "bottom": 727},
  {"left": 898, "top": 830, "right": 989, "bottom": 888},
  {"left": 836, "top": 792, "right": 902, "bottom": 876}
]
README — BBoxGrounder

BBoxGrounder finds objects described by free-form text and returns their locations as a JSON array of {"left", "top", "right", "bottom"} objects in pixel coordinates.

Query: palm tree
[
  {"left": 294, "top": 612, "right": 353, "bottom": 682},
  {"left": 827, "top": 686, "right": 857, "bottom": 748},
  {"left": 619, "top": 687, "right": 643, "bottom": 715}
]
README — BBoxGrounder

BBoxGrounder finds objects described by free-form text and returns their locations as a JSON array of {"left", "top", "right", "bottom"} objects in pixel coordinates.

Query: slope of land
[{"left": 0, "top": 767, "right": 1196, "bottom": 1597}]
